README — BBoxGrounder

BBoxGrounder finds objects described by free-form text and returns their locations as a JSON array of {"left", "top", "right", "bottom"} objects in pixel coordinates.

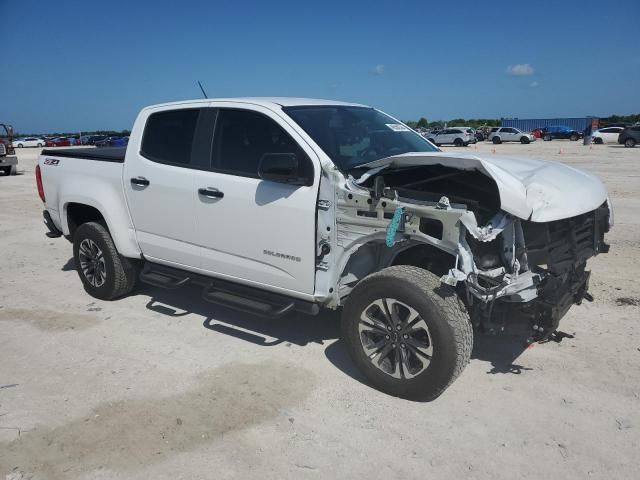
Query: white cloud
[
  {"left": 507, "top": 64, "right": 534, "bottom": 76},
  {"left": 529, "top": 81, "right": 539, "bottom": 88},
  {"left": 371, "top": 64, "right": 385, "bottom": 75}
]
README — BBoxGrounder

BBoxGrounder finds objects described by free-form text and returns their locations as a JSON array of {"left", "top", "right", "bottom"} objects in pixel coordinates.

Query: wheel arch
[
  {"left": 62, "top": 199, "right": 141, "bottom": 258},
  {"left": 337, "top": 239, "right": 456, "bottom": 301}
]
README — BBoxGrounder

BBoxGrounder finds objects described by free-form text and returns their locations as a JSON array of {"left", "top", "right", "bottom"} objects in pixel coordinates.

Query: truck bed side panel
[{"left": 38, "top": 153, "right": 141, "bottom": 258}]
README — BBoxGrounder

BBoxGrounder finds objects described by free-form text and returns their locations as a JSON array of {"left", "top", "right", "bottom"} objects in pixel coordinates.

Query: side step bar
[
  {"left": 139, "top": 263, "right": 191, "bottom": 289},
  {"left": 139, "top": 262, "right": 319, "bottom": 318}
]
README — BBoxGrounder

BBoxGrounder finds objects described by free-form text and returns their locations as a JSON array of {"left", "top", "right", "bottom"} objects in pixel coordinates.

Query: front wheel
[
  {"left": 73, "top": 222, "right": 138, "bottom": 300},
  {"left": 341, "top": 266, "right": 472, "bottom": 401},
  {"left": 16, "top": 144, "right": 23, "bottom": 148},
  {"left": 594, "top": 137, "right": 603, "bottom": 144},
  {"left": 624, "top": 138, "right": 636, "bottom": 148},
  {"left": 492, "top": 136, "right": 501, "bottom": 144},
  {"left": 570, "top": 134, "right": 579, "bottom": 141},
  {"left": 454, "top": 138, "right": 464, "bottom": 146},
  {"left": 543, "top": 135, "right": 551, "bottom": 141}
]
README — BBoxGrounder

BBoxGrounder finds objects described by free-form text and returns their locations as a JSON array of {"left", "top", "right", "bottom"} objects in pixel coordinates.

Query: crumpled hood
[{"left": 360, "top": 151, "right": 608, "bottom": 222}]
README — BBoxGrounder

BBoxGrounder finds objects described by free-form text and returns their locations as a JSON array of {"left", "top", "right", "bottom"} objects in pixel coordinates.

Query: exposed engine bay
[{"left": 322, "top": 160, "right": 612, "bottom": 342}]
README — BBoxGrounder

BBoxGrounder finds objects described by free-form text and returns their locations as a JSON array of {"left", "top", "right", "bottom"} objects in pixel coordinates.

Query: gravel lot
[{"left": 1, "top": 140, "right": 638, "bottom": 479}]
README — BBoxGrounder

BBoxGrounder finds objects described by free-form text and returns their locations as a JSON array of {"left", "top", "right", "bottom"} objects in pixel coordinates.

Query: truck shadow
[
  {"left": 137, "top": 282, "right": 537, "bottom": 378},
  {"left": 471, "top": 333, "right": 533, "bottom": 374},
  {"left": 136, "top": 283, "right": 340, "bottom": 348}
]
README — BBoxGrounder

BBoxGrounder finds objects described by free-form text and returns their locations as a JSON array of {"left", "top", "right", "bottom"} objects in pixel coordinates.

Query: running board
[
  {"left": 139, "top": 261, "right": 320, "bottom": 317},
  {"left": 202, "top": 282, "right": 295, "bottom": 318},
  {"left": 139, "top": 263, "right": 191, "bottom": 289}
]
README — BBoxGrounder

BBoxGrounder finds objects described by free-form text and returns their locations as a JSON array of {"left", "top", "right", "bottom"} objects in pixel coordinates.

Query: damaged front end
[
  {"left": 323, "top": 158, "right": 612, "bottom": 343},
  {"left": 446, "top": 203, "right": 611, "bottom": 341}
]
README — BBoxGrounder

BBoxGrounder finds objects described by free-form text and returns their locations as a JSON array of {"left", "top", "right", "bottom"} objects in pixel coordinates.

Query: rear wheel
[
  {"left": 37, "top": 143, "right": 43, "bottom": 147},
  {"left": 16, "top": 143, "right": 23, "bottom": 148},
  {"left": 73, "top": 222, "right": 138, "bottom": 300},
  {"left": 543, "top": 135, "right": 551, "bottom": 141},
  {"left": 342, "top": 266, "right": 472, "bottom": 401},
  {"left": 594, "top": 137, "right": 603, "bottom": 144},
  {"left": 1, "top": 166, "right": 11, "bottom": 176},
  {"left": 454, "top": 138, "right": 464, "bottom": 147},
  {"left": 492, "top": 136, "right": 501, "bottom": 144},
  {"left": 625, "top": 138, "right": 636, "bottom": 148}
]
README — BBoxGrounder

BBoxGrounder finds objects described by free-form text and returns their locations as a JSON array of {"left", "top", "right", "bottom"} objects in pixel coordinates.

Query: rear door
[
  {"left": 195, "top": 104, "right": 320, "bottom": 297},
  {"left": 123, "top": 106, "right": 215, "bottom": 267}
]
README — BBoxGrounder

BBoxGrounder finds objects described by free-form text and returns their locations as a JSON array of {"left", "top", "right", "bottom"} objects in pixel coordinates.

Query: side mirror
[{"left": 258, "top": 153, "right": 310, "bottom": 186}]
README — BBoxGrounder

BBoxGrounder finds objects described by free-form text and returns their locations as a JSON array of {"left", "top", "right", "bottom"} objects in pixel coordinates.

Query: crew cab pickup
[{"left": 37, "top": 98, "right": 612, "bottom": 401}]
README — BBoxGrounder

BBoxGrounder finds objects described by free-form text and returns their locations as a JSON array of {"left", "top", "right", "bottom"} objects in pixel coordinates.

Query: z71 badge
[{"left": 44, "top": 158, "right": 60, "bottom": 165}]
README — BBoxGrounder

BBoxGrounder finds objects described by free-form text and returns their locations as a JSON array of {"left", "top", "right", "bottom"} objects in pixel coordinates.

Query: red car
[
  {"left": 45, "top": 137, "right": 72, "bottom": 147},
  {"left": 531, "top": 128, "right": 544, "bottom": 139}
]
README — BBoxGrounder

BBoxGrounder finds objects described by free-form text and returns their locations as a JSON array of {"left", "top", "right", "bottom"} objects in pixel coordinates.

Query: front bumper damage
[{"left": 443, "top": 202, "right": 611, "bottom": 340}]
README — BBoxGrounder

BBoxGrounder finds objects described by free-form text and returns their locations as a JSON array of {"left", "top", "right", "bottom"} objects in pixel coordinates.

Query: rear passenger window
[
  {"left": 141, "top": 109, "right": 200, "bottom": 165},
  {"left": 212, "top": 109, "right": 311, "bottom": 178}
]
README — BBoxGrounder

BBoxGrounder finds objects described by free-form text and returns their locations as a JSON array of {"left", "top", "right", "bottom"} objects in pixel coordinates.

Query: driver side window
[{"left": 211, "top": 109, "right": 312, "bottom": 179}]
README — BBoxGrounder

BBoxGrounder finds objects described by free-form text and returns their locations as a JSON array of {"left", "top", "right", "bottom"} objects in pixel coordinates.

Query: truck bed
[{"left": 41, "top": 147, "right": 126, "bottom": 163}]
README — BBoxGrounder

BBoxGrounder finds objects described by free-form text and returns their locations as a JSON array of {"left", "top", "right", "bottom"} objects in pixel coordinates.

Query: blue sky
[{"left": 1, "top": 0, "right": 638, "bottom": 133}]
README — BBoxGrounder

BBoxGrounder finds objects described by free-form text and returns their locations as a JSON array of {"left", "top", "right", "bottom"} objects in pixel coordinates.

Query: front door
[{"left": 195, "top": 105, "right": 320, "bottom": 297}]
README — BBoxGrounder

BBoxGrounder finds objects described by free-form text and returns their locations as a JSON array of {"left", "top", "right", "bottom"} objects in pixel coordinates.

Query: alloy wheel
[
  {"left": 358, "top": 298, "right": 433, "bottom": 379},
  {"left": 78, "top": 238, "right": 107, "bottom": 287}
]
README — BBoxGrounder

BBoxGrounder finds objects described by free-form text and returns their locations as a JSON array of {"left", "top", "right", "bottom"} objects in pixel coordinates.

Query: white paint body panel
[{"left": 195, "top": 101, "right": 320, "bottom": 295}]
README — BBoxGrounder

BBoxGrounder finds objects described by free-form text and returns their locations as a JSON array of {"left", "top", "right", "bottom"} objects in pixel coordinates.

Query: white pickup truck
[{"left": 37, "top": 98, "right": 612, "bottom": 400}]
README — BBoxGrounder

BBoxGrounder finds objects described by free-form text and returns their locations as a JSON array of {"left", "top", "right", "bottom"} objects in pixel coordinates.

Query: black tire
[
  {"left": 16, "top": 143, "right": 23, "bottom": 148},
  {"left": 543, "top": 135, "right": 551, "bottom": 141},
  {"left": 492, "top": 136, "right": 501, "bottom": 144},
  {"left": 1, "top": 166, "right": 11, "bottom": 176},
  {"left": 73, "top": 222, "right": 138, "bottom": 300},
  {"left": 624, "top": 138, "right": 636, "bottom": 148},
  {"left": 454, "top": 138, "right": 464, "bottom": 147},
  {"left": 37, "top": 143, "right": 43, "bottom": 148},
  {"left": 9, "top": 165, "right": 17, "bottom": 175},
  {"left": 594, "top": 137, "right": 603, "bottom": 144},
  {"left": 427, "top": 138, "right": 435, "bottom": 144},
  {"left": 570, "top": 134, "right": 579, "bottom": 141},
  {"left": 341, "top": 266, "right": 472, "bottom": 401},
  {"left": 520, "top": 137, "right": 530, "bottom": 144}
]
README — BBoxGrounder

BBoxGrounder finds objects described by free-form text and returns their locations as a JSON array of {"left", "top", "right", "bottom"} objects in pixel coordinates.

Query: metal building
[{"left": 501, "top": 117, "right": 598, "bottom": 132}]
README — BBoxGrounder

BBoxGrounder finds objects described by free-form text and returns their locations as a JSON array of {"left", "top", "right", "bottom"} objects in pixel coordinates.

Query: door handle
[
  {"left": 198, "top": 187, "right": 224, "bottom": 199},
  {"left": 130, "top": 176, "right": 150, "bottom": 187}
]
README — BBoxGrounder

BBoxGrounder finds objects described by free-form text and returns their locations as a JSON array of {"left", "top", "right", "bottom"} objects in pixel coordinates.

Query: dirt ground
[{"left": 1, "top": 140, "right": 638, "bottom": 480}]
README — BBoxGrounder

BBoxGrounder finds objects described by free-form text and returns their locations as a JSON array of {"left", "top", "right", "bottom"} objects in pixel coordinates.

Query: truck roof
[{"left": 144, "top": 97, "right": 368, "bottom": 110}]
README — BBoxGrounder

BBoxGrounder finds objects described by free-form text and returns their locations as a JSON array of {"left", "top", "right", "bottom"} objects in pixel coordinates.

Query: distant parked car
[
  {"left": 541, "top": 126, "right": 582, "bottom": 141},
  {"left": 95, "top": 136, "right": 129, "bottom": 147},
  {"left": 592, "top": 127, "right": 625, "bottom": 144},
  {"left": 488, "top": 127, "right": 536, "bottom": 144},
  {"left": 110, "top": 136, "right": 129, "bottom": 147},
  {"left": 12, "top": 137, "right": 45, "bottom": 148},
  {"left": 427, "top": 128, "right": 474, "bottom": 146},
  {"left": 531, "top": 128, "right": 544, "bottom": 139},
  {"left": 86, "top": 135, "right": 108, "bottom": 145},
  {"left": 45, "top": 137, "right": 72, "bottom": 147},
  {"left": 618, "top": 125, "right": 640, "bottom": 148}
]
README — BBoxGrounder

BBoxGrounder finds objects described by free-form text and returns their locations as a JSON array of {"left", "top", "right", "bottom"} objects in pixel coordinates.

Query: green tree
[{"left": 416, "top": 117, "right": 429, "bottom": 128}]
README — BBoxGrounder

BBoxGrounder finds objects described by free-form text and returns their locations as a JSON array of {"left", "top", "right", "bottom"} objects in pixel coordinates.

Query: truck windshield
[{"left": 283, "top": 106, "right": 438, "bottom": 171}]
